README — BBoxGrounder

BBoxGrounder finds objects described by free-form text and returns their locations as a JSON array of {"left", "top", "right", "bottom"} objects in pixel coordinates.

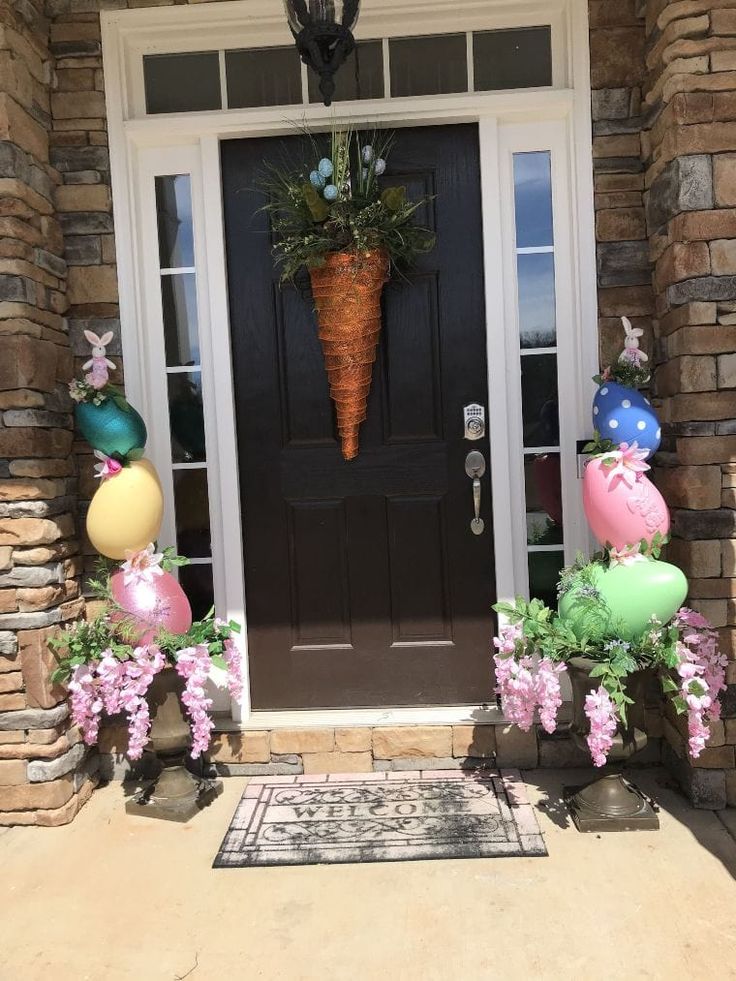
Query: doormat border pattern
[{"left": 213, "top": 768, "right": 546, "bottom": 868}]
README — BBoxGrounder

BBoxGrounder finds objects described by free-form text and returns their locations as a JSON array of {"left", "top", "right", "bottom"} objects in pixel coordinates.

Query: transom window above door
[{"left": 142, "top": 27, "right": 553, "bottom": 115}]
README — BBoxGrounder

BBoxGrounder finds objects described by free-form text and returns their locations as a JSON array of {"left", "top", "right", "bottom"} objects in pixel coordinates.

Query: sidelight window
[
  {"left": 511, "top": 150, "right": 565, "bottom": 608},
  {"left": 154, "top": 174, "right": 215, "bottom": 618}
]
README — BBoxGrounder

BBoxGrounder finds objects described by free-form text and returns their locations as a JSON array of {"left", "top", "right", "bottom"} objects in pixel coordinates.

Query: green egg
[{"left": 559, "top": 559, "right": 688, "bottom": 640}]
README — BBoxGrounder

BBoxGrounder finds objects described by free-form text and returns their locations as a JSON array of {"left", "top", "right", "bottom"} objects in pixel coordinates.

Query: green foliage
[
  {"left": 260, "top": 125, "right": 435, "bottom": 283},
  {"left": 494, "top": 562, "right": 685, "bottom": 720},
  {"left": 582, "top": 430, "right": 617, "bottom": 456},
  {"left": 160, "top": 546, "right": 190, "bottom": 573},
  {"left": 593, "top": 360, "right": 650, "bottom": 390}
]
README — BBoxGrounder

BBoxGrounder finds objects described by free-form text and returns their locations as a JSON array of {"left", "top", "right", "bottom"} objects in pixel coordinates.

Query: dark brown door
[{"left": 222, "top": 124, "right": 495, "bottom": 710}]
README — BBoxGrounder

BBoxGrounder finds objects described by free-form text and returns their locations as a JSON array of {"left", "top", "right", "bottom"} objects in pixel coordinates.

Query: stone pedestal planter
[
  {"left": 565, "top": 657, "right": 659, "bottom": 832},
  {"left": 125, "top": 669, "right": 222, "bottom": 822}
]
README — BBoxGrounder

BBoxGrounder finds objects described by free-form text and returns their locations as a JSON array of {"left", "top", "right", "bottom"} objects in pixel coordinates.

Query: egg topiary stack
[
  {"left": 558, "top": 317, "right": 687, "bottom": 636},
  {"left": 70, "top": 332, "right": 192, "bottom": 637}
]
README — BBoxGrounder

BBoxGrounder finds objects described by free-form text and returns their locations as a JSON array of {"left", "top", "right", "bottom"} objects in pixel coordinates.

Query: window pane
[
  {"left": 156, "top": 175, "right": 194, "bottom": 268},
  {"left": 144, "top": 52, "right": 221, "bottom": 114},
  {"left": 173, "top": 469, "right": 211, "bottom": 558},
  {"left": 517, "top": 253, "right": 556, "bottom": 349},
  {"left": 521, "top": 354, "right": 559, "bottom": 447},
  {"left": 528, "top": 551, "right": 564, "bottom": 609},
  {"left": 525, "top": 453, "right": 563, "bottom": 545},
  {"left": 389, "top": 34, "right": 467, "bottom": 97},
  {"left": 161, "top": 274, "right": 199, "bottom": 366},
  {"left": 179, "top": 563, "right": 214, "bottom": 621},
  {"left": 308, "top": 40, "right": 384, "bottom": 102},
  {"left": 513, "top": 152, "right": 553, "bottom": 248},
  {"left": 474, "top": 27, "right": 552, "bottom": 91},
  {"left": 168, "top": 371, "right": 206, "bottom": 463},
  {"left": 226, "top": 47, "right": 302, "bottom": 108}
]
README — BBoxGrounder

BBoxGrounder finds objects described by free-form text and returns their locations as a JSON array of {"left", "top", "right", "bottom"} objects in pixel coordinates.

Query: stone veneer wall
[
  {"left": 641, "top": 0, "right": 736, "bottom": 810},
  {"left": 0, "top": 0, "right": 96, "bottom": 826}
]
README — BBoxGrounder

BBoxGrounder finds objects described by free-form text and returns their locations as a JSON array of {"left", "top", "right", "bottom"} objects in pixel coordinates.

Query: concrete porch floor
[{"left": 2, "top": 767, "right": 736, "bottom": 981}]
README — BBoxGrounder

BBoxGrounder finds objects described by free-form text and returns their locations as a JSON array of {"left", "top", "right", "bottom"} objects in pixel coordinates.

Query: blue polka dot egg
[{"left": 592, "top": 381, "right": 661, "bottom": 458}]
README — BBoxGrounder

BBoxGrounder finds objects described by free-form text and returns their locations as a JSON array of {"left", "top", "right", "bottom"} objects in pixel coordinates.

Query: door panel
[{"left": 222, "top": 124, "right": 496, "bottom": 709}]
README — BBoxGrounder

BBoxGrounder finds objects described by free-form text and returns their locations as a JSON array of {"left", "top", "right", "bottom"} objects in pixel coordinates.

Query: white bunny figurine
[
  {"left": 618, "top": 315, "right": 648, "bottom": 366},
  {"left": 83, "top": 330, "right": 116, "bottom": 389}
]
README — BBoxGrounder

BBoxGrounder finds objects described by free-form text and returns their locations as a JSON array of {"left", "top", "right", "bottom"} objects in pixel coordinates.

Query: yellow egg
[{"left": 86, "top": 459, "right": 164, "bottom": 560}]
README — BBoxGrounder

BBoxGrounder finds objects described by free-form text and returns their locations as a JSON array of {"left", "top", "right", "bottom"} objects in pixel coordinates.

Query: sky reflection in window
[
  {"left": 517, "top": 252, "right": 556, "bottom": 348},
  {"left": 513, "top": 151, "right": 553, "bottom": 249}
]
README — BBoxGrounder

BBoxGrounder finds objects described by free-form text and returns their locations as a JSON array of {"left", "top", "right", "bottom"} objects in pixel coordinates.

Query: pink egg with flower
[
  {"left": 110, "top": 544, "right": 192, "bottom": 644},
  {"left": 582, "top": 444, "right": 670, "bottom": 551}
]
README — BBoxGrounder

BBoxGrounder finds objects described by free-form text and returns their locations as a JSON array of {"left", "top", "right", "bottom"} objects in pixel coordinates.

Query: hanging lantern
[{"left": 284, "top": 0, "right": 361, "bottom": 106}]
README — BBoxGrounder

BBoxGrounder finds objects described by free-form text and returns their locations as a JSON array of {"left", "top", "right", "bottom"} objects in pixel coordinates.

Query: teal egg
[
  {"left": 75, "top": 398, "right": 147, "bottom": 458},
  {"left": 559, "top": 559, "right": 688, "bottom": 641}
]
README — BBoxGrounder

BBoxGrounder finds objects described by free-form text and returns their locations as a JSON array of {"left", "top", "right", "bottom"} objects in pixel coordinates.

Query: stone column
[
  {"left": 643, "top": 0, "right": 736, "bottom": 808},
  {"left": 0, "top": 0, "right": 95, "bottom": 825},
  {"left": 589, "top": 0, "right": 655, "bottom": 366}
]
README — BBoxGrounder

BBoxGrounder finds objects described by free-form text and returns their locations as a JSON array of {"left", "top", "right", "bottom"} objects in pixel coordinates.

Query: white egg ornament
[{"left": 592, "top": 382, "right": 661, "bottom": 459}]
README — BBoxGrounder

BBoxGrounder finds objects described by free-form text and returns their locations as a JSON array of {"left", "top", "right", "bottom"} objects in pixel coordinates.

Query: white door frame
[{"left": 101, "top": 0, "right": 597, "bottom": 729}]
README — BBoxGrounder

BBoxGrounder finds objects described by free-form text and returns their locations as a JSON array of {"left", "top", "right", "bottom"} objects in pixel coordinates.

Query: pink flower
[
  {"left": 494, "top": 623, "right": 566, "bottom": 734},
  {"left": 603, "top": 441, "right": 650, "bottom": 490},
  {"left": 535, "top": 659, "right": 566, "bottom": 734},
  {"left": 584, "top": 686, "right": 618, "bottom": 767},
  {"left": 175, "top": 645, "right": 215, "bottom": 758},
  {"left": 494, "top": 653, "right": 537, "bottom": 730},
  {"left": 223, "top": 637, "right": 244, "bottom": 703},
  {"left": 93, "top": 450, "right": 123, "bottom": 480},
  {"left": 608, "top": 546, "right": 645, "bottom": 567},
  {"left": 673, "top": 609, "right": 726, "bottom": 757},
  {"left": 493, "top": 621, "right": 523, "bottom": 656},
  {"left": 68, "top": 661, "right": 103, "bottom": 745},
  {"left": 120, "top": 543, "right": 164, "bottom": 587}
]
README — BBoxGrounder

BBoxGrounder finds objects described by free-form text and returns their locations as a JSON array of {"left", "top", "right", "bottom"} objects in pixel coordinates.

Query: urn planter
[
  {"left": 125, "top": 668, "right": 222, "bottom": 822},
  {"left": 565, "top": 656, "right": 659, "bottom": 832}
]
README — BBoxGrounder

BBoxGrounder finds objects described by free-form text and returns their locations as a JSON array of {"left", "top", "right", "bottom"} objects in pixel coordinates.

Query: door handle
[{"left": 465, "top": 450, "right": 486, "bottom": 535}]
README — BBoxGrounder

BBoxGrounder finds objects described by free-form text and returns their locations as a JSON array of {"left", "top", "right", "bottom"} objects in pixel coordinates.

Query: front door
[{"left": 222, "top": 124, "right": 495, "bottom": 710}]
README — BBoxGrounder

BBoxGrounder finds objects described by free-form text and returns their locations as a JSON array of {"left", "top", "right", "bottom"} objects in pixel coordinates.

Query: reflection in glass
[
  {"left": 226, "top": 47, "right": 302, "bottom": 108},
  {"left": 161, "top": 273, "right": 199, "bottom": 366},
  {"left": 517, "top": 253, "right": 556, "bottom": 348},
  {"left": 474, "top": 27, "right": 552, "bottom": 91},
  {"left": 308, "top": 40, "right": 384, "bottom": 102},
  {"left": 178, "top": 563, "right": 214, "bottom": 620},
  {"left": 513, "top": 152, "right": 553, "bottom": 249},
  {"left": 389, "top": 34, "right": 467, "bottom": 97},
  {"left": 521, "top": 354, "right": 559, "bottom": 447},
  {"left": 528, "top": 551, "right": 564, "bottom": 610},
  {"left": 168, "top": 372, "right": 206, "bottom": 463},
  {"left": 143, "top": 52, "right": 221, "bottom": 115},
  {"left": 156, "top": 175, "right": 194, "bottom": 268},
  {"left": 173, "top": 469, "right": 211, "bottom": 558},
  {"left": 524, "top": 453, "right": 563, "bottom": 545}
]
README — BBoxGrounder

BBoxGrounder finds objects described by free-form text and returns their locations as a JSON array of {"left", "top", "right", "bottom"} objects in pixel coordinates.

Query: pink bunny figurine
[
  {"left": 618, "top": 316, "right": 648, "bottom": 367},
  {"left": 83, "top": 330, "right": 116, "bottom": 389}
]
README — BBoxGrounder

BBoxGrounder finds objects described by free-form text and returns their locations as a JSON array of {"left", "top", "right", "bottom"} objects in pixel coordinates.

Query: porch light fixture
[{"left": 284, "top": 0, "right": 361, "bottom": 107}]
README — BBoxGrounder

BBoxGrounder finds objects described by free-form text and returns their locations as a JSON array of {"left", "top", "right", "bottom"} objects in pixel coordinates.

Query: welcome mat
[{"left": 213, "top": 769, "right": 546, "bottom": 868}]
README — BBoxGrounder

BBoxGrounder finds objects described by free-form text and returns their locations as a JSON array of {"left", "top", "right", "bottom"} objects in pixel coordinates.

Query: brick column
[
  {"left": 643, "top": 0, "right": 736, "bottom": 808},
  {"left": 0, "top": 0, "right": 95, "bottom": 825}
]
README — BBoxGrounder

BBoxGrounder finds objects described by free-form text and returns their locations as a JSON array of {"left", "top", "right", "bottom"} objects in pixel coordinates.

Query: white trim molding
[{"left": 101, "top": 0, "right": 597, "bottom": 729}]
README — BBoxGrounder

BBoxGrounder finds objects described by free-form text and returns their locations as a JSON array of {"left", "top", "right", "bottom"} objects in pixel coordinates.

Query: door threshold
[{"left": 215, "top": 704, "right": 507, "bottom": 731}]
